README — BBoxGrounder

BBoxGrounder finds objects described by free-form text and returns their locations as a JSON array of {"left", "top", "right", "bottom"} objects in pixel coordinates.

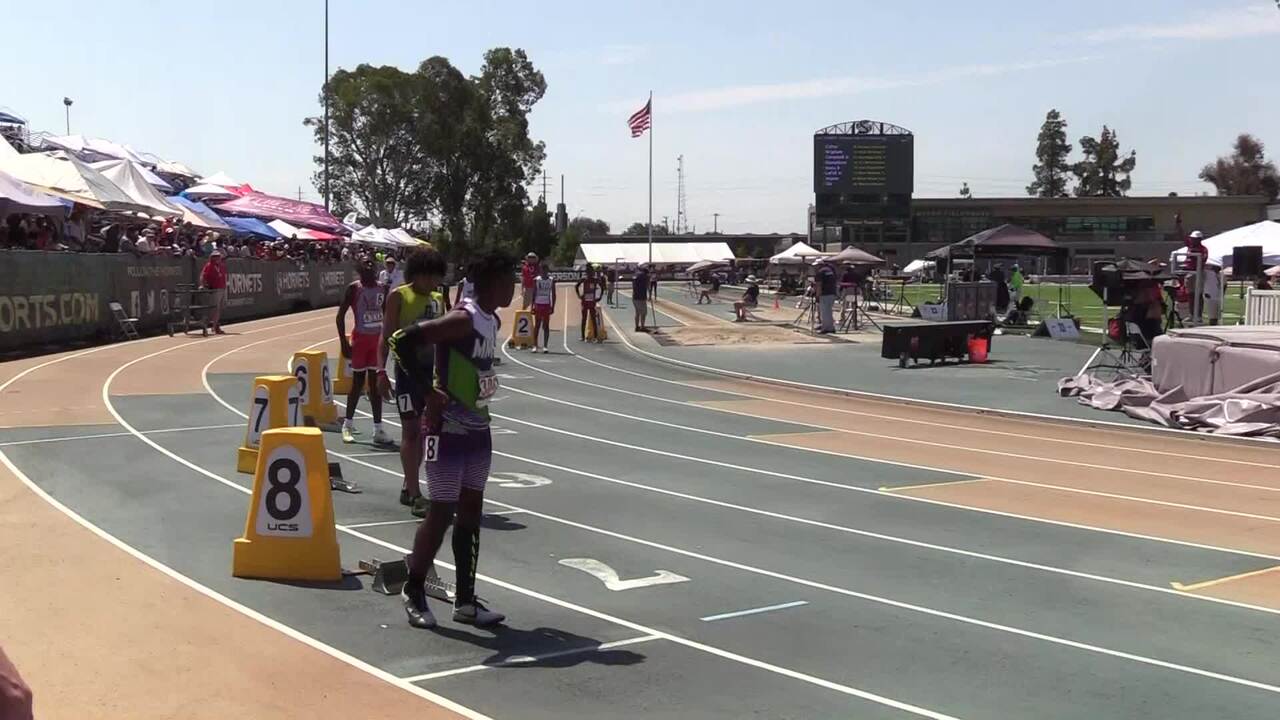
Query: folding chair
[{"left": 109, "top": 301, "right": 140, "bottom": 340}]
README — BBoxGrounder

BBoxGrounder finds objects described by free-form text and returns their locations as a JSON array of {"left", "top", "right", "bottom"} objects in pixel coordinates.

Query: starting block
[
  {"left": 236, "top": 375, "right": 300, "bottom": 474},
  {"left": 358, "top": 557, "right": 454, "bottom": 601},
  {"left": 586, "top": 309, "right": 608, "bottom": 343},
  {"left": 292, "top": 350, "right": 340, "bottom": 428},
  {"left": 333, "top": 352, "right": 353, "bottom": 396},
  {"left": 509, "top": 310, "right": 535, "bottom": 349},
  {"left": 328, "top": 461, "right": 360, "bottom": 494},
  {"left": 233, "top": 427, "right": 341, "bottom": 582}
]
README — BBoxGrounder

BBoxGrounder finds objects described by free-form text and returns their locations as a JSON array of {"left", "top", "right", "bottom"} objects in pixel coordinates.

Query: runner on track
[
  {"left": 336, "top": 258, "right": 391, "bottom": 446},
  {"left": 574, "top": 264, "right": 604, "bottom": 343},
  {"left": 378, "top": 247, "right": 447, "bottom": 518},
  {"left": 391, "top": 247, "right": 516, "bottom": 628},
  {"left": 531, "top": 261, "right": 556, "bottom": 353}
]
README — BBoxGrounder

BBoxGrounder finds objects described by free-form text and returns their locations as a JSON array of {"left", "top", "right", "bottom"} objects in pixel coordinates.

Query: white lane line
[
  {"left": 340, "top": 451, "right": 401, "bottom": 458},
  {"left": 595, "top": 296, "right": 1280, "bottom": 450},
  {"left": 402, "top": 635, "right": 662, "bottom": 683},
  {"left": 493, "top": 380, "right": 1280, "bottom": 527},
  {"left": 0, "top": 313, "right": 496, "bottom": 720},
  {"left": 514, "top": 322, "right": 1280, "bottom": 494},
  {"left": 701, "top": 601, "right": 808, "bottom": 623},
  {"left": 587, "top": 307, "right": 1278, "bottom": 471},
  {"left": 334, "top": 397, "right": 1280, "bottom": 695},
  {"left": 169, "top": 344, "right": 955, "bottom": 718},
  {"left": 0, "top": 423, "right": 242, "bottom": 447},
  {"left": 343, "top": 518, "right": 420, "bottom": 529}
]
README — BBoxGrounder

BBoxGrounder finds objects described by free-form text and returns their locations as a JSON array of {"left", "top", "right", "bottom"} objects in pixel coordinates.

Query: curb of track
[{"left": 597, "top": 301, "right": 1280, "bottom": 452}]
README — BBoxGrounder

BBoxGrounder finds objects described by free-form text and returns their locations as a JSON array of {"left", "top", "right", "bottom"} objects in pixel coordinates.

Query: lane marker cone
[{"left": 236, "top": 375, "right": 300, "bottom": 474}]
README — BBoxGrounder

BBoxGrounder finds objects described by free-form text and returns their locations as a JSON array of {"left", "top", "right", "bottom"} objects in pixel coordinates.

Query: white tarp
[
  {"left": 92, "top": 159, "right": 181, "bottom": 218},
  {"left": 0, "top": 169, "right": 66, "bottom": 215},
  {"left": 42, "top": 134, "right": 146, "bottom": 164},
  {"left": 349, "top": 225, "right": 414, "bottom": 248},
  {"left": 768, "top": 240, "right": 823, "bottom": 265},
  {"left": 269, "top": 219, "right": 305, "bottom": 238},
  {"left": 1171, "top": 221, "right": 1280, "bottom": 269},
  {"left": 0, "top": 150, "right": 149, "bottom": 213},
  {"left": 182, "top": 183, "right": 238, "bottom": 200},
  {"left": 90, "top": 159, "right": 173, "bottom": 191},
  {"left": 903, "top": 258, "right": 936, "bottom": 274},
  {"left": 390, "top": 228, "right": 426, "bottom": 246},
  {"left": 576, "top": 241, "right": 734, "bottom": 267}
]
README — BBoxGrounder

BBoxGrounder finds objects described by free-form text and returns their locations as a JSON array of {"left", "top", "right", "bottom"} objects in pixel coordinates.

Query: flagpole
[{"left": 647, "top": 90, "right": 653, "bottom": 266}]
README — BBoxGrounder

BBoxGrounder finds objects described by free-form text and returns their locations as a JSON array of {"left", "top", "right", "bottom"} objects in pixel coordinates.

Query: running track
[{"left": 3, "top": 295, "right": 1280, "bottom": 719}]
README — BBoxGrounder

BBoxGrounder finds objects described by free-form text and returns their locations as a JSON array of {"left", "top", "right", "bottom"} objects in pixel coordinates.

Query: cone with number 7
[
  {"left": 236, "top": 375, "right": 302, "bottom": 474},
  {"left": 233, "top": 426, "right": 341, "bottom": 581}
]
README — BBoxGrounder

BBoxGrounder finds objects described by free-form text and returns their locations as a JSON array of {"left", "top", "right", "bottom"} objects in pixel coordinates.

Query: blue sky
[{"left": 4, "top": 1, "right": 1278, "bottom": 233}]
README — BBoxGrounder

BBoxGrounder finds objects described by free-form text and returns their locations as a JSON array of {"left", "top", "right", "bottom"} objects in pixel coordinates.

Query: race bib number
[
  {"left": 423, "top": 435, "right": 439, "bottom": 463},
  {"left": 477, "top": 369, "right": 500, "bottom": 407},
  {"left": 397, "top": 393, "right": 413, "bottom": 415}
]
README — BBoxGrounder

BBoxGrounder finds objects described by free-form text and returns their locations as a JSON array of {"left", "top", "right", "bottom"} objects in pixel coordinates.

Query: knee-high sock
[{"left": 452, "top": 524, "right": 480, "bottom": 605}]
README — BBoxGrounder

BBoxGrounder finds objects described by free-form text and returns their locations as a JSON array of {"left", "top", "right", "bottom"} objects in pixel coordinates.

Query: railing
[{"left": 1245, "top": 289, "right": 1280, "bottom": 325}]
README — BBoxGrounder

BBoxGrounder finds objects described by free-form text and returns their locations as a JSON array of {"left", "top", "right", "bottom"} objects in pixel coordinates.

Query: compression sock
[{"left": 451, "top": 524, "right": 480, "bottom": 606}]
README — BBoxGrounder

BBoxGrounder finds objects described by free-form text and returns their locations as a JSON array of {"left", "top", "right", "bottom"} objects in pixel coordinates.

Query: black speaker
[{"left": 1233, "top": 246, "right": 1264, "bottom": 279}]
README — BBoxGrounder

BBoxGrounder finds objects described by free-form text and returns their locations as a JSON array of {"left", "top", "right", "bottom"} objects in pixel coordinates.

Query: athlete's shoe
[
  {"left": 453, "top": 600, "right": 505, "bottom": 626},
  {"left": 398, "top": 489, "right": 413, "bottom": 507},
  {"left": 372, "top": 427, "right": 394, "bottom": 446},
  {"left": 410, "top": 496, "right": 430, "bottom": 518},
  {"left": 341, "top": 423, "right": 356, "bottom": 444},
  {"left": 402, "top": 586, "right": 436, "bottom": 629}
]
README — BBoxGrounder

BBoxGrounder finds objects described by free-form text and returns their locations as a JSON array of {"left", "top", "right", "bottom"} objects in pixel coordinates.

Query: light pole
[
  {"left": 713, "top": 212, "right": 720, "bottom": 233},
  {"left": 62, "top": 97, "right": 72, "bottom": 135},
  {"left": 323, "top": 0, "right": 330, "bottom": 212}
]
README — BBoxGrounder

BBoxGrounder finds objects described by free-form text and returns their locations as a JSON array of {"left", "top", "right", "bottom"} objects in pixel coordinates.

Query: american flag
[{"left": 628, "top": 100, "right": 651, "bottom": 138}]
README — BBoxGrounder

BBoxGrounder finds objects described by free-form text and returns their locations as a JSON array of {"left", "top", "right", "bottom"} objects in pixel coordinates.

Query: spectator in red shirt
[
  {"left": 200, "top": 249, "right": 228, "bottom": 334},
  {"left": 520, "top": 252, "right": 539, "bottom": 309}
]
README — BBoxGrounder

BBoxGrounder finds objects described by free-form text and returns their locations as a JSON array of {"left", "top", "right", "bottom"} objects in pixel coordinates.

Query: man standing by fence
[
  {"left": 632, "top": 263, "right": 650, "bottom": 332},
  {"left": 199, "top": 249, "right": 227, "bottom": 335},
  {"left": 816, "top": 258, "right": 837, "bottom": 333}
]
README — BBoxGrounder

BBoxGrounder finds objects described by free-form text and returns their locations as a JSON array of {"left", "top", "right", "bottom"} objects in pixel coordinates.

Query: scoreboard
[{"left": 813, "top": 134, "right": 913, "bottom": 195}]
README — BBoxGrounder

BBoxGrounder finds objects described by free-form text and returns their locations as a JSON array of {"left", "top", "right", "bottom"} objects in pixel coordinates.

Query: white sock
[
  {"left": 342, "top": 418, "right": 353, "bottom": 429},
  {"left": 373, "top": 422, "right": 383, "bottom": 433}
]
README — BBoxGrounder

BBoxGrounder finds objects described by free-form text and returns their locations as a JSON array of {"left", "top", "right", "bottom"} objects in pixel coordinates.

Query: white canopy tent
[
  {"left": 198, "top": 171, "right": 244, "bottom": 188},
  {"left": 42, "top": 134, "right": 146, "bottom": 164},
  {"left": 90, "top": 159, "right": 173, "bottom": 192},
  {"left": 92, "top": 159, "right": 181, "bottom": 218},
  {"left": 347, "top": 225, "right": 401, "bottom": 249},
  {"left": 182, "top": 183, "right": 238, "bottom": 201},
  {"left": 576, "top": 241, "right": 734, "bottom": 267},
  {"left": 1170, "top": 221, "right": 1280, "bottom": 269},
  {"left": 768, "top": 241, "right": 825, "bottom": 265},
  {"left": 0, "top": 150, "right": 150, "bottom": 213},
  {"left": 0, "top": 169, "right": 66, "bottom": 215}
]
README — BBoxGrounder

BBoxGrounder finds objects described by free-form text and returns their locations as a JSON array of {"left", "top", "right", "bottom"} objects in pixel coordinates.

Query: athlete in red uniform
[
  {"left": 336, "top": 258, "right": 390, "bottom": 445},
  {"left": 574, "top": 265, "right": 603, "bottom": 342}
]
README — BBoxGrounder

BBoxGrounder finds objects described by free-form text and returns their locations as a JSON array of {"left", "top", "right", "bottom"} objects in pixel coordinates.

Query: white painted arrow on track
[{"left": 559, "top": 558, "right": 690, "bottom": 591}]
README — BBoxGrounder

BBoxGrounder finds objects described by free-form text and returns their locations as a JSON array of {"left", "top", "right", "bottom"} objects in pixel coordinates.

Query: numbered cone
[
  {"left": 291, "top": 350, "right": 339, "bottom": 427},
  {"left": 332, "top": 351, "right": 353, "bottom": 396},
  {"left": 510, "top": 310, "right": 535, "bottom": 349},
  {"left": 236, "top": 375, "right": 301, "bottom": 474},
  {"left": 233, "top": 427, "right": 341, "bottom": 581}
]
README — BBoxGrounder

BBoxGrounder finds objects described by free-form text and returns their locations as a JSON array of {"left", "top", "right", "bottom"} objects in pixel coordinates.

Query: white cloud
[
  {"left": 598, "top": 44, "right": 648, "bottom": 66},
  {"left": 1082, "top": 4, "right": 1280, "bottom": 44},
  {"left": 602, "top": 56, "right": 1098, "bottom": 114}
]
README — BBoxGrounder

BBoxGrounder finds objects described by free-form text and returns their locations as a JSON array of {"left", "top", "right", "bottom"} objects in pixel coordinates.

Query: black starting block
[
  {"left": 357, "top": 558, "right": 454, "bottom": 602},
  {"left": 329, "top": 462, "right": 361, "bottom": 494}
]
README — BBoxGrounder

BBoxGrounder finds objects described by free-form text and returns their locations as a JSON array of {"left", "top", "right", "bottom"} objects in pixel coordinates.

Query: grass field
[{"left": 893, "top": 282, "right": 1249, "bottom": 331}]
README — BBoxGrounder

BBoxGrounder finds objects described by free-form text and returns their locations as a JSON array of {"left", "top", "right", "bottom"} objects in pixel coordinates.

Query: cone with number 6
[{"left": 233, "top": 427, "right": 341, "bottom": 581}]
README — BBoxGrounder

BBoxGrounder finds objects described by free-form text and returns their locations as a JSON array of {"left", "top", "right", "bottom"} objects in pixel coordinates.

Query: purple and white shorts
[{"left": 423, "top": 426, "right": 491, "bottom": 503}]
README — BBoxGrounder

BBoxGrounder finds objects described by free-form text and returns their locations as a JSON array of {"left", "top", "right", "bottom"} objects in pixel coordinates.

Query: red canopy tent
[{"left": 215, "top": 192, "right": 345, "bottom": 234}]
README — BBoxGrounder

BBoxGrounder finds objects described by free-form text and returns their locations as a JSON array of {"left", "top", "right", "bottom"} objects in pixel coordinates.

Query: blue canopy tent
[
  {"left": 166, "top": 194, "right": 232, "bottom": 231},
  {"left": 221, "top": 215, "right": 282, "bottom": 240}
]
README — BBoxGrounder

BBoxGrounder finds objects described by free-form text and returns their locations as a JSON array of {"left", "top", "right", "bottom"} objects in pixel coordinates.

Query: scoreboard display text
[{"left": 813, "top": 134, "right": 914, "bottom": 195}]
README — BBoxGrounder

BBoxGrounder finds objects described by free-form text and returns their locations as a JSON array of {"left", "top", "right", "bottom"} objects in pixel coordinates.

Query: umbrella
[{"left": 828, "top": 246, "right": 885, "bottom": 266}]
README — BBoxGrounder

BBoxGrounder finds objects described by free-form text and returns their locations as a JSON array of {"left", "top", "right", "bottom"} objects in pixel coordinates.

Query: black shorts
[{"left": 394, "top": 365, "right": 429, "bottom": 419}]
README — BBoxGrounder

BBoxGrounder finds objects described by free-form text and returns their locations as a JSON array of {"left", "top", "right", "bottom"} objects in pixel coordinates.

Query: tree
[
  {"left": 1027, "top": 109, "right": 1073, "bottom": 198},
  {"left": 959, "top": 182, "right": 972, "bottom": 199},
  {"left": 308, "top": 49, "right": 547, "bottom": 261},
  {"left": 568, "top": 216, "right": 610, "bottom": 238},
  {"left": 551, "top": 226, "right": 582, "bottom": 266},
  {"left": 1072, "top": 125, "right": 1136, "bottom": 197},
  {"left": 305, "top": 64, "right": 430, "bottom": 226},
  {"left": 520, "top": 198, "right": 556, "bottom": 260},
  {"left": 623, "top": 222, "right": 666, "bottom": 235},
  {"left": 1199, "top": 134, "right": 1280, "bottom": 202}
]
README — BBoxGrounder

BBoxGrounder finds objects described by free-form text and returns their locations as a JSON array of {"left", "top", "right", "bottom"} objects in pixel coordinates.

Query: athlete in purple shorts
[{"left": 388, "top": 248, "right": 516, "bottom": 628}]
